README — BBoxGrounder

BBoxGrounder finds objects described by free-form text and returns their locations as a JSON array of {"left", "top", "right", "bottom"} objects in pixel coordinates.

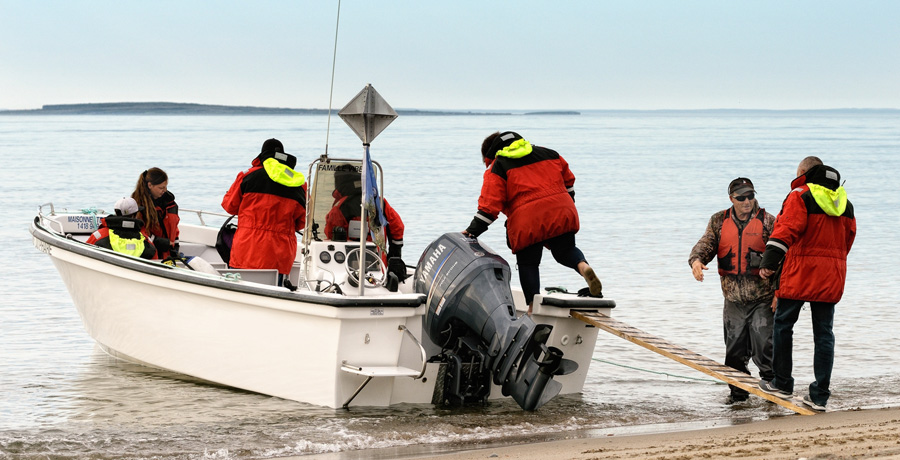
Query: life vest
[
  {"left": 717, "top": 208, "right": 766, "bottom": 276},
  {"left": 108, "top": 229, "right": 147, "bottom": 257}
]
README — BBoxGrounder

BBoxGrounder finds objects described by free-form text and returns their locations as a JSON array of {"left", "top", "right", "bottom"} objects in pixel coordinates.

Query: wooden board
[{"left": 571, "top": 310, "right": 816, "bottom": 415}]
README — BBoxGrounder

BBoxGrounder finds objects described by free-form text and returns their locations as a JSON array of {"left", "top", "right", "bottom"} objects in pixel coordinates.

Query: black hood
[
  {"left": 804, "top": 164, "right": 841, "bottom": 191},
  {"left": 256, "top": 150, "right": 297, "bottom": 169},
  {"left": 153, "top": 190, "right": 177, "bottom": 207},
  {"left": 104, "top": 215, "right": 146, "bottom": 238}
]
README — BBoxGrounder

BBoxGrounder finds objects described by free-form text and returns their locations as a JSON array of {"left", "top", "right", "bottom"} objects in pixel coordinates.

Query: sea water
[{"left": 1, "top": 111, "right": 899, "bottom": 459}]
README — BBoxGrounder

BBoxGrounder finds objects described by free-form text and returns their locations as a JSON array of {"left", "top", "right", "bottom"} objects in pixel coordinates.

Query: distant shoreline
[
  {"left": 0, "top": 102, "right": 530, "bottom": 116},
  {"left": 1, "top": 102, "right": 897, "bottom": 116}
]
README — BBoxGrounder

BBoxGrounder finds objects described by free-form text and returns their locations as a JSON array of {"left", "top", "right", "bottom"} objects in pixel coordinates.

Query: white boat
[{"left": 29, "top": 87, "right": 614, "bottom": 410}]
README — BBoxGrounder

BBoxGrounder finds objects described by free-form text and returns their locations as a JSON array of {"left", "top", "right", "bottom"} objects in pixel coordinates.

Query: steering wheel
[{"left": 345, "top": 247, "right": 387, "bottom": 288}]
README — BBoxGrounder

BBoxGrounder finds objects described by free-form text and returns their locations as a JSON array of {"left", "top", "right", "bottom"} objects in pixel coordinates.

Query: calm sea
[{"left": 1, "top": 111, "right": 899, "bottom": 459}]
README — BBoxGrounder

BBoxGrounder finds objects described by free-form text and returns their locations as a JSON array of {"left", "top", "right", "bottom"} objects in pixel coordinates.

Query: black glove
[
  {"left": 155, "top": 237, "right": 171, "bottom": 254},
  {"left": 759, "top": 246, "right": 785, "bottom": 271},
  {"left": 387, "top": 243, "right": 402, "bottom": 260},
  {"left": 464, "top": 218, "right": 488, "bottom": 238},
  {"left": 388, "top": 257, "right": 408, "bottom": 282}
]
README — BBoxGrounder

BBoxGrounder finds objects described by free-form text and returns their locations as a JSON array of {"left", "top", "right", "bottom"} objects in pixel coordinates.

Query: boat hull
[{"left": 31, "top": 215, "right": 611, "bottom": 409}]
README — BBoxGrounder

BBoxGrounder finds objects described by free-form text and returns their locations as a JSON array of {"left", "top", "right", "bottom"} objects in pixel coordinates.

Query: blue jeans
[{"left": 771, "top": 298, "right": 835, "bottom": 406}]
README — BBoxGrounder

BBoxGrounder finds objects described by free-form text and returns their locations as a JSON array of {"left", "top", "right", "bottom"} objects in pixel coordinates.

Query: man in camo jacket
[{"left": 689, "top": 177, "right": 776, "bottom": 404}]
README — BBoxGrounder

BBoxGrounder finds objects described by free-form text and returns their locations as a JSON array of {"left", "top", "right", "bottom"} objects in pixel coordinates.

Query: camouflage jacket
[{"left": 689, "top": 206, "right": 777, "bottom": 304}]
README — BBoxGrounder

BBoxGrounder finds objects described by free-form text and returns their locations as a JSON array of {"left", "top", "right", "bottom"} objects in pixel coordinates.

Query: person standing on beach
[
  {"left": 462, "top": 131, "right": 602, "bottom": 315},
  {"left": 689, "top": 177, "right": 776, "bottom": 404},
  {"left": 757, "top": 157, "right": 856, "bottom": 412}
]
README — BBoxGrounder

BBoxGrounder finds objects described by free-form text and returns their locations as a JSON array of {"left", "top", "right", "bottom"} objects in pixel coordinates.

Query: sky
[{"left": 1, "top": 0, "right": 898, "bottom": 111}]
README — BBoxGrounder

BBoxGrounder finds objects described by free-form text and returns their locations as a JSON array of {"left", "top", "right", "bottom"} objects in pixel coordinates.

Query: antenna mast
[{"left": 323, "top": 0, "right": 342, "bottom": 158}]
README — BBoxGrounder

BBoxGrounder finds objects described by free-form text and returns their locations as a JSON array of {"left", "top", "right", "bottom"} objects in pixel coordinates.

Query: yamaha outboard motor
[{"left": 415, "top": 233, "right": 577, "bottom": 411}]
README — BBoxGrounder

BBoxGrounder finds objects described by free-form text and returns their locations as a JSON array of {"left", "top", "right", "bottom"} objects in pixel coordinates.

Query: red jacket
[
  {"left": 324, "top": 191, "right": 404, "bottom": 250},
  {"left": 761, "top": 165, "right": 856, "bottom": 303},
  {"left": 142, "top": 191, "right": 180, "bottom": 260},
  {"left": 467, "top": 140, "right": 578, "bottom": 253},
  {"left": 222, "top": 156, "right": 307, "bottom": 275}
]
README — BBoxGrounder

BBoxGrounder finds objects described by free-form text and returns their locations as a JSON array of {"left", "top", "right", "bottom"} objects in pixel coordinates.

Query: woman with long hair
[{"left": 132, "top": 167, "right": 180, "bottom": 260}]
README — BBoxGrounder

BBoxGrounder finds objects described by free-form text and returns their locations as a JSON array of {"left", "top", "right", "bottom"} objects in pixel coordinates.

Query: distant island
[
  {"left": 524, "top": 111, "right": 581, "bottom": 116},
  {"left": 0, "top": 102, "right": 574, "bottom": 116}
]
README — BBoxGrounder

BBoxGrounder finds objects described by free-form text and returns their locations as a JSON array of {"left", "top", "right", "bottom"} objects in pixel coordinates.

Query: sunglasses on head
[{"left": 733, "top": 193, "right": 755, "bottom": 202}]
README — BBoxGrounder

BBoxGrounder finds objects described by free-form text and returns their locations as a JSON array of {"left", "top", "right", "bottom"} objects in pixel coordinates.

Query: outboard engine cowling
[{"left": 415, "top": 232, "right": 577, "bottom": 411}]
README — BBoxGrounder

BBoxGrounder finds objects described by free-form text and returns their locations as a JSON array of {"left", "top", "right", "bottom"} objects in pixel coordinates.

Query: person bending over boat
[
  {"left": 222, "top": 138, "right": 307, "bottom": 282},
  {"left": 324, "top": 168, "right": 404, "bottom": 256},
  {"left": 86, "top": 197, "right": 157, "bottom": 259},
  {"left": 462, "top": 131, "right": 602, "bottom": 315},
  {"left": 132, "top": 167, "right": 180, "bottom": 260}
]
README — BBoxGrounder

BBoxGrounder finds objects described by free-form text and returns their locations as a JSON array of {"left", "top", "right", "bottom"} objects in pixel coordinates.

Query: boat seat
[
  {"left": 177, "top": 243, "right": 225, "bottom": 266},
  {"left": 177, "top": 242, "right": 208, "bottom": 257}
]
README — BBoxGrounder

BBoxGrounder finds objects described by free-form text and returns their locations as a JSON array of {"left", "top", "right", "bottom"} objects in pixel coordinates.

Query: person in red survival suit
[
  {"left": 462, "top": 131, "right": 602, "bottom": 314},
  {"left": 86, "top": 197, "right": 157, "bottom": 260},
  {"left": 757, "top": 157, "right": 856, "bottom": 412},
  {"left": 132, "top": 167, "right": 180, "bottom": 260},
  {"left": 222, "top": 139, "right": 307, "bottom": 282},
  {"left": 324, "top": 167, "right": 406, "bottom": 281}
]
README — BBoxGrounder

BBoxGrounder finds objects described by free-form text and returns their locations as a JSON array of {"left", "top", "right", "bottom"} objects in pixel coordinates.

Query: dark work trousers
[
  {"left": 515, "top": 232, "right": 586, "bottom": 306},
  {"left": 723, "top": 297, "right": 775, "bottom": 398},
  {"left": 772, "top": 298, "right": 835, "bottom": 406}
]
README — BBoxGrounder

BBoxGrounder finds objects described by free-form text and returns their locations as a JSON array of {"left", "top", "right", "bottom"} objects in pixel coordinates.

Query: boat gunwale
[{"left": 30, "top": 216, "right": 426, "bottom": 308}]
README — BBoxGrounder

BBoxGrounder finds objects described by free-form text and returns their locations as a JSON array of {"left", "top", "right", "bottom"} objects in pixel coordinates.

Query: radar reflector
[{"left": 339, "top": 84, "right": 398, "bottom": 145}]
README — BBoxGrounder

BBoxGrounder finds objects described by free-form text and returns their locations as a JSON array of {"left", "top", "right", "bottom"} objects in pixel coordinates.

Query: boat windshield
[{"left": 307, "top": 159, "right": 383, "bottom": 243}]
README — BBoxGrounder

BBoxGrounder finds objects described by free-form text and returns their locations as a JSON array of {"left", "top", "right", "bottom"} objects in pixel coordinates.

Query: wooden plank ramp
[{"left": 571, "top": 310, "right": 816, "bottom": 415}]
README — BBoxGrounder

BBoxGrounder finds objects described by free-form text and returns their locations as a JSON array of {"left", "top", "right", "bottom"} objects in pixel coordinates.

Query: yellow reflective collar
[
  {"left": 263, "top": 158, "right": 306, "bottom": 187},
  {"left": 808, "top": 183, "right": 847, "bottom": 217},
  {"left": 495, "top": 139, "right": 533, "bottom": 159},
  {"left": 108, "top": 230, "right": 146, "bottom": 257}
]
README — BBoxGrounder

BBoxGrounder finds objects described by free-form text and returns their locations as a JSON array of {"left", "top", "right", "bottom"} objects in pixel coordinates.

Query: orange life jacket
[{"left": 717, "top": 208, "right": 766, "bottom": 276}]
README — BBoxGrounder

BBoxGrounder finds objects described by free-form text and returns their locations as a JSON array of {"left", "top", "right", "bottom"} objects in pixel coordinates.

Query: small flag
[{"left": 363, "top": 145, "right": 387, "bottom": 253}]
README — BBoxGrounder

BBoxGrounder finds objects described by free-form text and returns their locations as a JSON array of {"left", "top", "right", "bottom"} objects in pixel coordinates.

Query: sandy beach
[
  {"left": 400, "top": 406, "right": 900, "bottom": 460},
  {"left": 297, "top": 406, "right": 900, "bottom": 460}
]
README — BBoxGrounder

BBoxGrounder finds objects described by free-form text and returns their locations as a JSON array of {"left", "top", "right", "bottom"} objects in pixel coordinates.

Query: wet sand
[{"left": 410, "top": 406, "right": 900, "bottom": 460}]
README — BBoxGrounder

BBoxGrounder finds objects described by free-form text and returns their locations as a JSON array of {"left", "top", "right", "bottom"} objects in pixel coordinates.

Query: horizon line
[{"left": 1, "top": 101, "right": 898, "bottom": 114}]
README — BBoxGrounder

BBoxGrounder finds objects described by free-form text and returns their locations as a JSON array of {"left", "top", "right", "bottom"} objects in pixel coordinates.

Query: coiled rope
[{"left": 80, "top": 207, "right": 100, "bottom": 231}]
